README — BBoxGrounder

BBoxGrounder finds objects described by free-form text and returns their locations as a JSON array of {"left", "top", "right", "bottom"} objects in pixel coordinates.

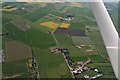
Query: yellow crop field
[
  {"left": 9, "top": 8, "right": 17, "bottom": 11},
  {"left": 69, "top": 3, "right": 83, "bottom": 8},
  {"left": 3, "top": 6, "right": 17, "bottom": 12},
  {"left": 2, "top": 6, "right": 17, "bottom": 12},
  {"left": 3, "top": 6, "right": 12, "bottom": 9},
  {"left": 40, "top": 21, "right": 59, "bottom": 29},
  {"left": 0, "top": 2, "right": 4, "bottom": 4},
  {"left": 4, "top": 8, "right": 17, "bottom": 12},
  {"left": 60, "top": 23, "right": 70, "bottom": 28}
]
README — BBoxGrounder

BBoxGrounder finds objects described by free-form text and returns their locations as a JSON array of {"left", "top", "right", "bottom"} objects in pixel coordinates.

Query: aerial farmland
[{"left": 2, "top": 2, "right": 118, "bottom": 80}]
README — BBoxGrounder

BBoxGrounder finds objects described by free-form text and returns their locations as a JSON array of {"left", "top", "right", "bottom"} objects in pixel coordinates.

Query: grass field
[
  {"left": 82, "top": 20, "right": 97, "bottom": 27},
  {"left": 54, "top": 3, "right": 67, "bottom": 11},
  {"left": 87, "top": 30, "right": 108, "bottom": 58},
  {"left": 49, "top": 13, "right": 63, "bottom": 19},
  {"left": 72, "top": 36, "right": 92, "bottom": 45},
  {"left": 87, "top": 63, "right": 116, "bottom": 78},
  {"left": 33, "top": 47, "right": 71, "bottom": 78},
  {"left": 55, "top": 34, "right": 73, "bottom": 46},
  {"left": 69, "top": 7, "right": 94, "bottom": 18},
  {"left": 27, "top": 28, "right": 56, "bottom": 48},
  {"left": 11, "top": 18, "right": 31, "bottom": 31},
  {"left": 61, "top": 46, "right": 89, "bottom": 62},
  {"left": 88, "top": 55, "right": 104, "bottom": 62},
  {"left": 69, "top": 22, "right": 85, "bottom": 31},
  {"left": 3, "top": 22, "right": 29, "bottom": 44},
  {"left": 2, "top": 13, "right": 17, "bottom": 25},
  {"left": 5, "top": 41, "right": 32, "bottom": 62},
  {"left": 2, "top": 16, "right": 12, "bottom": 25},
  {"left": 70, "top": 56, "right": 88, "bottom": 61},
  {"left": 24, "top": 4, "right": 55, "bottom": 22},
  {"left": 76, "top": 70, "right": 98, "bottom": 78},
  {"left": 50, "top": 11, "right": 66, "bottom": 18},
  {"left": 2, "top": 60, "right": 29, "bottom": 78},
  {"left": 66, "top": 46, "right": 83, "bottom": 57},
  {"left": 2, "top": 36, "right": 13, "bottom": 49}
]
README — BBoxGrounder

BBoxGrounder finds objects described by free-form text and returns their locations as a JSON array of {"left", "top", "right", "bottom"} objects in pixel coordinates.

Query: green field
[
  {"left": 69, "top": 22, "right": 85, "bottom": 31},
  {"left": 27, "top": 28, "right": 56, "bottom": 48},
  {"left": 33, "top": 47, "right": 71, "bottom": 78},
  {"left": 72, "top": 36, "right": 92, "bottom": 45},
  {"left": 87, "top": 63, "right": 116, "bottom": 78},
  {"left": 55, "top": 34, "right": 73, "bottom": 46},
  {"left": 24, "top": 4, "right": 55, "bottom": 22},
  {"left": 3, "top": 22, "right": 29, "bottom": 44},
  {"left": 2, "top": 14, "right": 18, "bottom": 25},
  {"left": 87, "top": 30, "right": 108, "bottom": 58},
  {"left": 69, "top": 7, "right": 94, "bottom": 17},
  {"left": 50, "top": 11, "right": 66, "bottom": 18},
  {"left": 2, "top": 60, "right": 29, "bottom": 78},
  {"left": 59, "top": 46, "right": 88, "bottom": 62},
  {"left": 66, "top": 46, "right": 84, "bottom": 57}
]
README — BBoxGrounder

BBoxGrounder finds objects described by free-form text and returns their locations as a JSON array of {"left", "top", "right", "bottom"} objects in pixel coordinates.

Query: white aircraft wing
[{"left": 89, "top": 0, "right": 119, "bottom": 78}]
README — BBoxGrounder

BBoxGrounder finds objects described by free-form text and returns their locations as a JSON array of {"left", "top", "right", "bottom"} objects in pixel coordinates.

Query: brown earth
[{"left": 5, "top": 41, "right": 32, "bottom": 62}]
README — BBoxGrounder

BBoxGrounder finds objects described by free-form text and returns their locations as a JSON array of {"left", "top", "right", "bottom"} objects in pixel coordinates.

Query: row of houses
[
  {"left": 50, "top": 47, "right": 103, "bottom": 79},
  {"left": 72, "top": 60, "right": 92, "bottom": 75},
  {"left": 27, "top": 58, "right": 40, "bottom": 79},
  {"left": 0, "top": 50, "right": 4, "bottom": 63}
]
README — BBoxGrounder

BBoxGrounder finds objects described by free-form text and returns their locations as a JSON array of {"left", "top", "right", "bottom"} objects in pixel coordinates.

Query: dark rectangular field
[{"left": 54, "top": 27, "right": 86, "bottom": 36}]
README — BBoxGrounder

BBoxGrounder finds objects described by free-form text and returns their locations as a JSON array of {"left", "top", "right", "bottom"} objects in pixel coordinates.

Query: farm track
[
  {"left": 51, "top": 23, "right": 62, "bottom": 46},
  {"left": 51, "top": 25, "right": 76, "bottom": 79},
  {"left": 61, "top": 52, "right": 76, "bottom": 79},
  {"left": 26, "top": 32, "right": 40, "bottom": 79}
]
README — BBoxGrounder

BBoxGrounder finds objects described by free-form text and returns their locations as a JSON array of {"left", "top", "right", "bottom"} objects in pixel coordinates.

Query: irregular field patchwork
[{"left": 2, "top": 2, "right": 116, "bottom": 79}]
